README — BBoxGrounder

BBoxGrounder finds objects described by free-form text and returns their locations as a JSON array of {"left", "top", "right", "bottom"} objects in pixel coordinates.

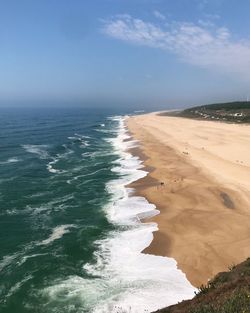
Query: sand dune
[{"left": 127, "top": 113, "right": 250, "bottom": 287}]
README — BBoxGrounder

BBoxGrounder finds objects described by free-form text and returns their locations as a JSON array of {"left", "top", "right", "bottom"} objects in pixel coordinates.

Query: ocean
[{"left": 0, "top": 108, "right": 195, "bottom": 313}]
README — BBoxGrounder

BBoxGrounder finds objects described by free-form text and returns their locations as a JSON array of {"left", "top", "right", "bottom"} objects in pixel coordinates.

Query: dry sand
[{"left": 127, "top": 113, "right": 250, "bottom": 287}]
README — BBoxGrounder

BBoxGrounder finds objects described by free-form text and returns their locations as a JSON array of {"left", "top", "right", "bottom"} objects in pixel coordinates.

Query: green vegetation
[
  {"left": 186, "top": 101, "right": 250, "bottom": 111},
  {"left": 190, "top": 289, "right": 250, "bottom": 313},
  {"left": 161, "top": 101, "right": 250, "bottom": 123},
  {"left": 195, "top": 283, "right": 214, "bottom": 296}
]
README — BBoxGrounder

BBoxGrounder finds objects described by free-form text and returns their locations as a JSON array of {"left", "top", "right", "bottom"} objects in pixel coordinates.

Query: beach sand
[{"left": 127, "top": 113, "right": 250, "bottom": 287}]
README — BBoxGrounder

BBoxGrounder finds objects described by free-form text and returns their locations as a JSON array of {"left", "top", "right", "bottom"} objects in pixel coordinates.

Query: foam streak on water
[
  {"left": 43, "top": 116, "right": 196, "bottom": 313},
  {"left": 90, "top": 116, "right": 196, "bottom": 312},
  {"left": 38, "top": 224, "right": 75, "bottom": 246},
  {"left": 22, "top": 144, "right": 50, "bottom": 159}
]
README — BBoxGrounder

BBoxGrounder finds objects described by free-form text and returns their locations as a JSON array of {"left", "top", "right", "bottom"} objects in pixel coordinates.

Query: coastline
[
  {"left": 89, "top": 116, "right": 196, "bottom": 313},
  {"left": 127, "top": 112, "right": 250, "bottom": 287}
]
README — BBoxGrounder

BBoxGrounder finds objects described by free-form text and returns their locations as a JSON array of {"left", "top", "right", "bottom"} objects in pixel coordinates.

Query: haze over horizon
[{"left": 1, "top": 0, "right": 250, "bottom": 109}]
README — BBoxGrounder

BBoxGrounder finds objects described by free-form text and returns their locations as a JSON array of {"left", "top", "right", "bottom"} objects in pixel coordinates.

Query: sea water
[{"left": 0, "top": 108, "right": 195, "bottom": 313}]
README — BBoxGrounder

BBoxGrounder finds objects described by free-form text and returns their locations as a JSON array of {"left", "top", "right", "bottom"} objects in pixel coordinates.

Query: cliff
[{"left": 154, "top": 258, "right": 250, "bottom": 313}]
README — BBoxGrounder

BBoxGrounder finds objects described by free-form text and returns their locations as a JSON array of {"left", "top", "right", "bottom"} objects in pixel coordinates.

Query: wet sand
[{"left": 127, "top": 113, "right": 250, "bottom": 287}]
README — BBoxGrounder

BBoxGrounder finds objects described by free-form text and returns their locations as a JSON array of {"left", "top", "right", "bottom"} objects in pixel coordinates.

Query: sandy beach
[{"left": 127, "top": 113, "right": 250, "bottom": 287}]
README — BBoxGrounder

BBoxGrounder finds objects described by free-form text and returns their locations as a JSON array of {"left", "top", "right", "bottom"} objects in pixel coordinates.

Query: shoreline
[
  {"left": 127, "top": 113, "right": 250, "bottom": 287},
  {"left": 90, "top": 116, "right": 196, "bottom": 313}
]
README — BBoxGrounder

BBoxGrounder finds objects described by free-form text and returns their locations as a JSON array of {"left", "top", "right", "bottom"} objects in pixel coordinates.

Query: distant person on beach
[{"left": 157, "top": 181, "right": 165, "bottom": 189}]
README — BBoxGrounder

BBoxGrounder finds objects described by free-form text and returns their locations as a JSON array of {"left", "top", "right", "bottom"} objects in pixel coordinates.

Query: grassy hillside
[
  {"left": 162, "top": 101, "right": 250, "bottom": 123},
  {"left": 187, "top": 101, "right": 250, "bottom": 111},
  {"left": 153, "top": 258, "right": 250, "bottom": 313}
]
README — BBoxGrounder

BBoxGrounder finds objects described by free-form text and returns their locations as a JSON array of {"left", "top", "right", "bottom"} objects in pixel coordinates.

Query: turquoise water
[{"left": 0, "top": 108, "right": 195, "bottom": 313}]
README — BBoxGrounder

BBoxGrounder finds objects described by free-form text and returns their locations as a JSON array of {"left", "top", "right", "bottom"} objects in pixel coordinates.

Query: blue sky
[{"left": 1, "top": 0, "right": 250, "bottom": 109}]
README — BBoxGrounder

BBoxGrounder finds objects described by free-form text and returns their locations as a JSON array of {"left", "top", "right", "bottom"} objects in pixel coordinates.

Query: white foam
[
  {"left": 47, "top": 162, "right": 61, "bottom": 174},
  {"left": 22, "top": 144, "right": 67, "bottom": 174},
  {"left": 0, "top": 157, "right": 21, "bottom": 165},
  {"left": 0, "top": 243, "right": 36, "bottom": 272},
  {"left": 66, "top": 173, "right": 98, "bottom": 185},
  {"left": 5, "top": 275, "right": 33, "bottom": 299},
  {"left": 75, "top": 133, "right": 91, "bottom": 139},
  {"left": 4, "top": 203, "right": 51, "bottom": 217},
  {"left": 79, "top": 142, "right": 89, "bottom": 148},
  {"left": 60, "top": 146, "right": 74, "bottom": 158},
  {"left": 26, "top": 191, "right": 51, "bottom": 199},
  {"left": 95, "top": 128, "right": 115, "bottom": 134},
  {"left": 18, "top": 253, "right": 48, "bottom": 266},
  {"left": 22, "top": 144, "right": 50, "bottom": 159},
  {"left": 42, "top": 116, "right": 196, "bottom": 312},
  {"left": 0, "top": 253, "right": 20, "bottom": 272},
  {"left": 88, "top": 116, "right": 196, "bottom": 312},
  {"left": 81, "top": 151, "right": 114, "bottom": 158},
  {"left": 47, "top": 158, "right": 66, "bottom": 174},
  {"left": 47, "top": 164, "right": 59, "bottom": 173},
  {"left": 67, "top": 134, "right": 90, "bottom": 147},
  {"left": 38, "top": 225, "right": 75, "bottom": 246}
]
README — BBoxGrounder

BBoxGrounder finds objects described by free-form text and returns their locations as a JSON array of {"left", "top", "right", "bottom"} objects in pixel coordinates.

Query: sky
[{"left": 1, "top": 0, "right": 250, "bottom": 109}]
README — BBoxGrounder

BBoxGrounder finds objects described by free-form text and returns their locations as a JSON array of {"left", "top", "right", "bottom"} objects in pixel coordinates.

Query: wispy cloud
[
  {"left": 102, "top": 14, "right": 250, "bottom": 79},
  {"left": 153, "top": 10, "right": 166, "bottom": 21},
  {"left": 196, "top": 0, "right": 209, "bottom": 11}
]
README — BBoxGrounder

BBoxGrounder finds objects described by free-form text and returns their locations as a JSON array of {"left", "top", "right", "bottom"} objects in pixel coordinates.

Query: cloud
[
  {"left": 102, "top": 14, "right": 250, "bottom": 79},
  {"left": 196, "top": 0, "right": 208, "bottom": 10},
  {"left": 153, "top": 10, "right": 166, "bottom": 21},
  {"left": 204, "top": 13, "right": 221, "bottom": 20}
]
